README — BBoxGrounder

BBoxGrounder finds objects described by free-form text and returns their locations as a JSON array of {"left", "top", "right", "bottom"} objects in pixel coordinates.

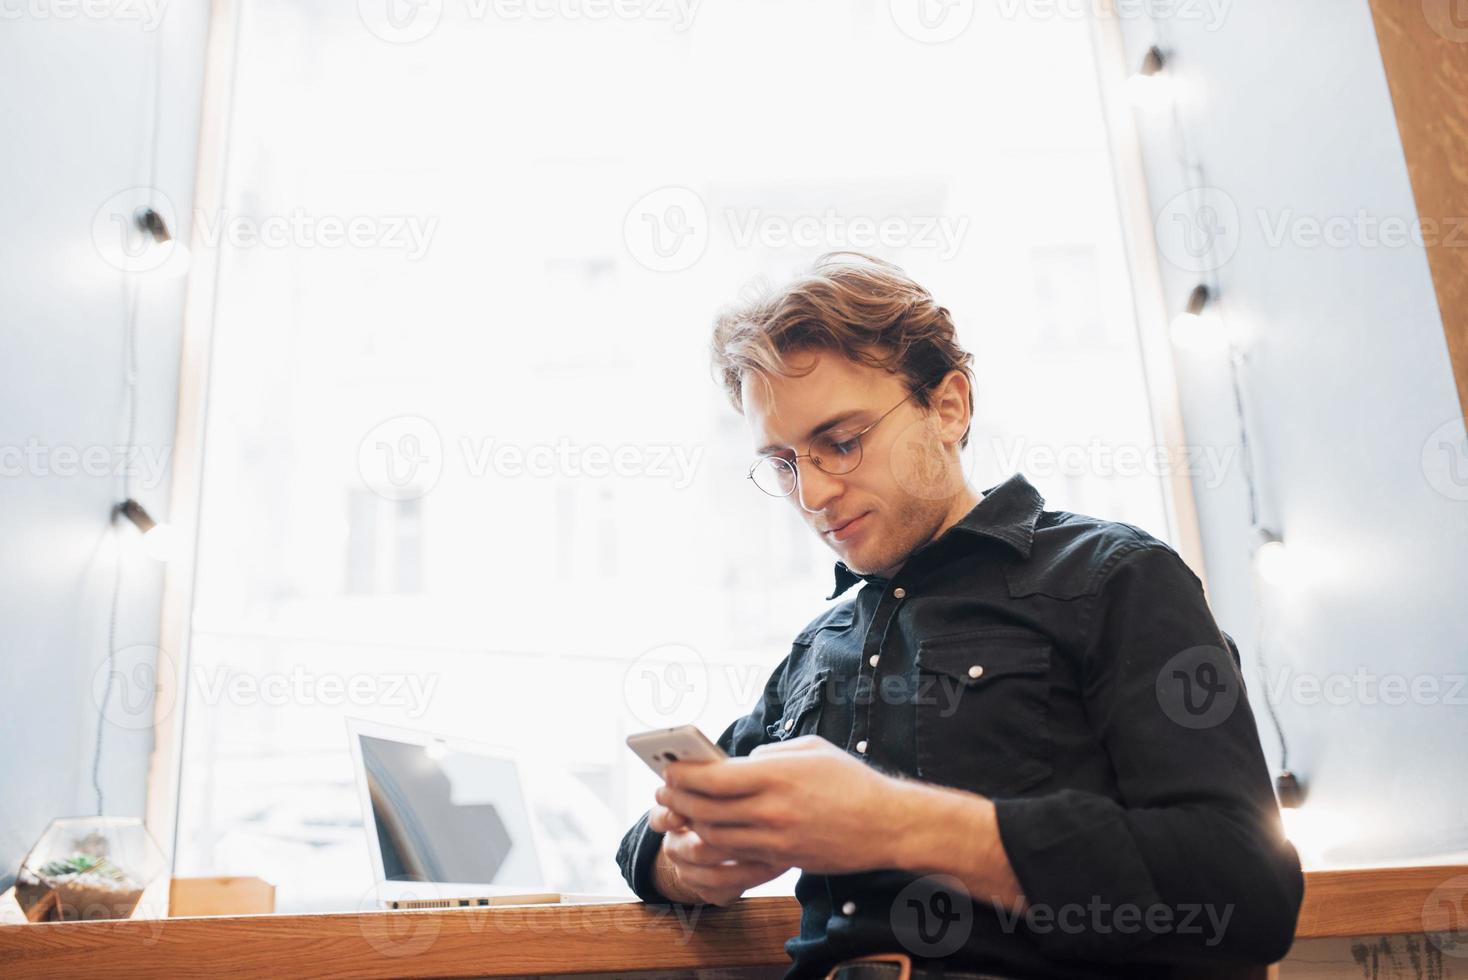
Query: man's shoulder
[
  {"left": 1037, "top": 506, "right": 1172, "bottom": 554},
  {"left": 1014, "top": 507, "right": 1197, "bottom": 599}
]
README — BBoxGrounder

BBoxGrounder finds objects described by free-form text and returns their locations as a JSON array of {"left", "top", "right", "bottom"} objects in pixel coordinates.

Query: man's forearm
[{"left": 885, "top": 777, "right": 1027, "bottom": 912}]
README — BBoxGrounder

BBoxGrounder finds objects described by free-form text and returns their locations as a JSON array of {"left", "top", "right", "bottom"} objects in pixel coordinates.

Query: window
[
  {"left": 174, "top": 1, "right": 1173, "bottom": 911},
  {"left": 345, "top": 492, "right": 422, "bottom": 594}
]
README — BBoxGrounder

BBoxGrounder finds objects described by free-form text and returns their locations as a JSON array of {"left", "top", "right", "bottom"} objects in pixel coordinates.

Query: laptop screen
[{"left": 359, "top": 733, "right": 544, "bottom": 886}]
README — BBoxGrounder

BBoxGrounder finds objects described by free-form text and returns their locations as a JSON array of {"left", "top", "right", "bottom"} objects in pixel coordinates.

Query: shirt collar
[{"left": 824, "top": 473, "right": 1045, "bottom": 600}]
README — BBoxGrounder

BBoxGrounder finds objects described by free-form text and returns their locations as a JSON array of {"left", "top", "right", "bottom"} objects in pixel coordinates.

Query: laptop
[{"left": 347, "top": 719, "right": 558, "bottom": 910}]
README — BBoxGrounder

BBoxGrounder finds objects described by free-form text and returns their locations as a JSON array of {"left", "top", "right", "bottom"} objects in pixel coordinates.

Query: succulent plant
[{"left": 38, "top": 853, "right": 126, "bottom": 881}]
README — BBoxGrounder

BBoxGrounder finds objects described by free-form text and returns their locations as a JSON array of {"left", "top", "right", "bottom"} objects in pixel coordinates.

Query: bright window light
[{"left": 174, "top": 2, "right": 1176, "bottom": 911}]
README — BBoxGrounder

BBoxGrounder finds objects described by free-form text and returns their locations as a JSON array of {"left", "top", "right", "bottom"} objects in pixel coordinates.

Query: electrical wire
[
  {"left": 93, "top": 20, "right": 168, "bottom": 817},
  {"left": 1137, "top": 11, "right": 1288, "bottom": 776}
]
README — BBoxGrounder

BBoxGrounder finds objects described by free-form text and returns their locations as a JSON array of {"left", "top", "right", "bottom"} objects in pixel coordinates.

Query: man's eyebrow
[{"left": 756, "top": 409, "right": 867, "bottom": 456}]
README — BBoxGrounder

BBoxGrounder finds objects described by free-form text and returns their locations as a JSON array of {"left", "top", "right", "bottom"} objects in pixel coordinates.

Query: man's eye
[{"left": 828, "top": 438, "right": 859, "bottom": 456}]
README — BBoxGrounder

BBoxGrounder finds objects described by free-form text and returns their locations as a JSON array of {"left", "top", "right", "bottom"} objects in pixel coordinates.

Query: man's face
[{"left": 743, "top": 349, "right": 967, "bottom": 578}]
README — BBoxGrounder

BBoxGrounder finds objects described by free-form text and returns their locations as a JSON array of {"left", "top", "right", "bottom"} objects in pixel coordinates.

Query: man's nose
[{"left": 794, "top": 460, "right": 842, "bottom": 514}]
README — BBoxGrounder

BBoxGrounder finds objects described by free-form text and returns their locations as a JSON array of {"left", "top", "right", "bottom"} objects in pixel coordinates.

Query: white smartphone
[{"left": 625, "top": 724, "right": 727, "bottom": 777}]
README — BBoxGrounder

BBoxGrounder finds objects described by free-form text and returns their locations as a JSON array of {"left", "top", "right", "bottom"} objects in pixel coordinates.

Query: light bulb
[
  {"left": 141, "top": 522, "right": 183, "bottom": 563},
  {"left": 1126, "top": 45, "right": 1168, "bottom": 109},
  {"left": 152, "top": 241, "right": 191, "bottom": 279},
  {"left": 117, "top": 499, "right": 183, "bottom": 563},
  {"left": 1169, "top": 285, "right": 1225, "bottom": 351},
  {"left": 1280, "top": 806, "right": 1355, "bottom": 866},
  {"left": 1125, "top": 72, "right": 1168, "bottom": 109},
  {"left": 130, "top": 207, "right": 190, "bottom": 279},
  {"left": 1254, "top": 538, "right": 1292, "bottom": 586},
  {"left": 1169, "top": 311, "right": 1227, "bottom": 352}
]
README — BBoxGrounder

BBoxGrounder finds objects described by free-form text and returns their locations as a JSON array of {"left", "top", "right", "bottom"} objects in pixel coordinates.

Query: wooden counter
[{"left": 1, "top": 866, "right": 1463, "bottom": 979}]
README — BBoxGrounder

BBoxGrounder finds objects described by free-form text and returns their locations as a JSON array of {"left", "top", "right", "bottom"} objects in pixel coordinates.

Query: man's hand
[
  {"left": 657, "top": 735, "right": 1026, "bottom": 909},
  {"left": 648, "top": 802, "right": 789, "bottom": 906},
  {"left": 657, "top": 735, "right": 907, "bottom": 874}
]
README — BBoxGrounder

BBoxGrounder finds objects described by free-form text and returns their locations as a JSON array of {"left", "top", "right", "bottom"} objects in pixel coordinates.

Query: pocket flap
[
  {"left": 916, "top": 628, "right": 1050, "bottom": 685},
  {"left": 767, "top": 668, "right": 830, "bottom": 739},
  {"left": 793, "top": 605, "right": 856, "bottom": 646}
]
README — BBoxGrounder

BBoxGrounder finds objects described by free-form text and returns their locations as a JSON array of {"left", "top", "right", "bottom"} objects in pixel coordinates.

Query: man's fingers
[
  {"left": 663, "top": 756, "right": 769, "bottom": 797},
  {"left": 647, "top": 803, "right": 689, "bottom": 834},
  {"left": 661, "top": 828, "right": 738, "bottom": 868},
  {"left": 693, "top": 823, "right": 787, "bottom": 863},
  {"left": 661, "top": 826, "right": 791, "bottom": 905},
  {"left": 675, "top": 857, "right": 786, "bottom": 895},
  {"left": 656, "top": 785, "right": 766, "bottom": 826}
]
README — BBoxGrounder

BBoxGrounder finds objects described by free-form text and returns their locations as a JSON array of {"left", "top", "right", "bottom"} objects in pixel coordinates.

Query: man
[{"left": 615, "top": 253, "right": 1303, "bottom": 979}]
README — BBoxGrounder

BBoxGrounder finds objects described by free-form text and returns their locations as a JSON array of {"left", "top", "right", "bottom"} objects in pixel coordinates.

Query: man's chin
[
  {"left": 833, "top": 544, "right": 882, "bottom": 576},
  {"left": 833, "top": 531, "right": 910, "bottom": 579}
]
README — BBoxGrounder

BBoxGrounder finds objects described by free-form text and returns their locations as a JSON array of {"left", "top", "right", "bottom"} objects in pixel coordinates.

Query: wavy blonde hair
[{"left": 711, "top": 252, "right": 976, "bottom": 447}]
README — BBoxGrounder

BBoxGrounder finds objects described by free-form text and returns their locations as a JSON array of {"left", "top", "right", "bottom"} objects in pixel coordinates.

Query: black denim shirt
[{"left": 617, "top": 474, "right": 1303, "bottom": 979}]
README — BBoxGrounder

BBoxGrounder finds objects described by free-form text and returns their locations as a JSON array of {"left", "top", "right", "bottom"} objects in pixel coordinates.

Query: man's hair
[{"left": 710, "top": 252, "right": 976, "bottom": 448}]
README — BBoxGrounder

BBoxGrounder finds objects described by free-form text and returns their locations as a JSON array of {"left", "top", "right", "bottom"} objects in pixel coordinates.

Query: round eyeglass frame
[{"left": 746, "top": 383, "right": 930, "bottom": 498}]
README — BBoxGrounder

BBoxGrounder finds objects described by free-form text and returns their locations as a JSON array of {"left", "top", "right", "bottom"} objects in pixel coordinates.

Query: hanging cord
[
  {"left": 93, "top": 22, "right": 166, "bottom": 817},
  {"left": 1139, "top": 10, "right": 1286, "bottom": 774},
  {"left": 1253, "top": 601, "right": 1289, "bottom": 770},
  {"left": 1225, "top": 347, "right": 1261, "bottom": 528},
  {"left": 94, "top": 282, "right": 142, "bottom": 816}
]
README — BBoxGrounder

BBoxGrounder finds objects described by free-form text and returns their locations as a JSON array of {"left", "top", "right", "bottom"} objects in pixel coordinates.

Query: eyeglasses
[{"left": 747, "top": 384, "right": 929, "bottom": 498}]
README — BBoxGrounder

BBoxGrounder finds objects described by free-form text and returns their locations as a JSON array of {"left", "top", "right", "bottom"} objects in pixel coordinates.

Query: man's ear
[{"left": 929, "top": 370, "right": 973, "bottom": 447}]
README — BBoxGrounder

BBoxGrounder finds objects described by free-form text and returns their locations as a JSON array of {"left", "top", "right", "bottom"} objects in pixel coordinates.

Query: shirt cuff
[
  {"left": 616, "top": 809, "right": 672, "bottom": 904},
  {"left": 993, "top": 790, "right": 1166, "bottom": 958}
]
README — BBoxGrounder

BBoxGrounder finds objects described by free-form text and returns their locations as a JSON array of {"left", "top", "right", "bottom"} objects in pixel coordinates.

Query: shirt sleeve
[
  {"left": 614, "top": 656, "right": 790, "bottom": 904},
  {"left": 991, "top": 545, "right": 1304, "bottom": 966}
]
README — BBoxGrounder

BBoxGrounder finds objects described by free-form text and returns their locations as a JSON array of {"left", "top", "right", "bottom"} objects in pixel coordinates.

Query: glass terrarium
[{"left": 14, "top": 817, "right": 165, "bottom": 922}]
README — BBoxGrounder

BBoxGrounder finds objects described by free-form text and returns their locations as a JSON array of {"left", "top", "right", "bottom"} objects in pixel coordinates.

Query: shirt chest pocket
[
  {"left": 767, "top": 668, "right": 831, "bottom": 742},
  {"left": 913, "top": 627, "right": 1054, "bottom": 796}
]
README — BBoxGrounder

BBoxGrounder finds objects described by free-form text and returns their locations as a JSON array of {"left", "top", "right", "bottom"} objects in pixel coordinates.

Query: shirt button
[
  {"left": 841, "top": 900, "right": 858, "bottom": 916},
  {"left": 783, "top": 717, "right": 795, "bottom": 732},
  {"left": 968, "top": 664, "right": 985, "bottom": 679},
  {"left": 868, "top": 654, "right": 880, "bottom": 668},
  {"left": 893, "top": 587, "right": 907, "bottom": 599},
  {"left": 855, "top": 739, "right": 868, "bottom": 754}
]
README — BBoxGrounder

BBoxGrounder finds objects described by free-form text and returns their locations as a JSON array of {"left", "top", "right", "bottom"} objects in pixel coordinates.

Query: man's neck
[
  {"left": 934, "top": 483, "right": 984, "bottom": 541},
  {"left": 872, "top": 484, "right": 984, "bottom": 580}
]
